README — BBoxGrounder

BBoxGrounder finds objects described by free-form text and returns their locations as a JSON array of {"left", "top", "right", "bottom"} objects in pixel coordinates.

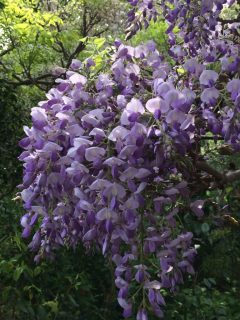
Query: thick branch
[
  {"left": 196, "top": 161, "right": 240, "bottom": 184},
  {"left": 65, "top": 41, "right": 86, "bottom": 69},
  {"left": 225, "top": 170, "right": 240, "bottom": 183},
  {"left": 1, "top": 72, "right": 55, "bottom": 87},
  {"left": 196, "top": 161, "right": 224, "bottom": 181},
  {"left": 3, "top": 79, "right": 53, "bottom": 86},
  {"left": 54, "top": 40, "right": 69, "bottom": 61}
]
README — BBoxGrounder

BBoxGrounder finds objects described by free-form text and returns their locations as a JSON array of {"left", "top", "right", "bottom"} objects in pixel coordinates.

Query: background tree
[{"left": 0, "top": 0, "right": 126, "bottom": 90}]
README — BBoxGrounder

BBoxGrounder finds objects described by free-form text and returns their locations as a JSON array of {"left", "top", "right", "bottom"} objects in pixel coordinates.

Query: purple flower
[
  {"left": 108, "top": 126, "right": 129, "bottom": 141},
  {"left": 69, "top": 73, "right": 87, "bottom": 85},
  {"left": 126, "top": 98, "right": 145, "bottom": 114},
  {"left": 154, "top": 81, "right": 174, "bottom": 98},
  {"left": 146, "top": 97, "right": 169, "bottom": 114},
  {"left": 96, "top": 74, "right": 114, "bottom": 90},
  {"left": 86, "top": 58, "right": 95, "bottom": 68},
  {"left": 166, "top": 109, "right": 186, "bottom": 124},
  {"left": 117, "top": 95, "right": 127, "bottom": 108},
  {"left": 201, "top": 0, "right": 213, "bottom": 13},
  {"left": 227, "top": 79, "right": 240, "bottom": 101},
  {"left": 165, "top": 89, "right": 185, "bottom": 109},
  {"left": 103, "top": 157, "right": 125, "bottom": 167},
  {"left": 85, "top": 147, "right": 106, "bottom": 161},
  {"left": 70, "top": 59, "right": 82, "bottom": 70},
  {"left": 190, "top": 200, "right": 205, "bottom": 218},
  {"left": 184, "top": 58, "right": 201, "bottom": 73},
  {"left": 96, "top": 208, "right": 118, "bottom": 222},
  {"left": 146, "top": 40, "right": 156, "bottom": 52},
  {"left": 89, "top": 179, "right": 111, "bottom": 191},
  {"left": 137, "top": 309, "right": 148, "bottom": 320},
  {"left": 180, "top": 115, "right": 195, "bottom": 130},
  {"left": 66, "top": 161, "right": 89, "bottom": 175},
  {"left": 199, "top": 70, "right": 218, "bottom": 87},
  {"left": 201, "top": 87, "right": 219, "bottom": 105},
  {"left": 31, "top": 107, "right": 48, "bottom": 130},
  {"left": 82, "top": 229, "right": 96, "bottom": 242}
]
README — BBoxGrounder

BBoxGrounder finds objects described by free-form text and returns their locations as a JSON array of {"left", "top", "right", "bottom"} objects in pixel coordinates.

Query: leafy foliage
[
  {"left": 129, "top": 20, "right": 169, "bottom": 57},
  {"left": 0, "top": 0, "right": 126, "bottom": 89},
  {"left": 164, "top": 280, "right": 240, "bottom": 320}
]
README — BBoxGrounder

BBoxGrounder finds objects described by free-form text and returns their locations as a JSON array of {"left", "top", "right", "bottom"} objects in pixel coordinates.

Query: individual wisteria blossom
[
  {"left": 18, "top": 0, "right": 240, "bottom": 319},
  {"left": 199, "top": 70, "right": 219, "bottom": 87},
  {"left": 201, "top": 87, "right": 220, "bottom": 105}
]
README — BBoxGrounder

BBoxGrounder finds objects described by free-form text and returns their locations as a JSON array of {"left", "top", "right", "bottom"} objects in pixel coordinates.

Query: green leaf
[
  {"left": 42, "top": 301, "right": 58, "bottom": 314},
  {"left": 34, "top": 266, "right": 42, "bottom": 276},
  {"left": 201, "top": 223, "right": 210, "bottom": 233},
  {"left": 93, "top": 37, "right": 106, "bottom": 49},
  {"left": 68, "top": 294, "right": 79, "bottom": 307},
  {"left": 177, "top": 67, "right": 185, "bottom": 74},
  {"left": 13, "top": 266, "right": 24, "bottom": 281}
]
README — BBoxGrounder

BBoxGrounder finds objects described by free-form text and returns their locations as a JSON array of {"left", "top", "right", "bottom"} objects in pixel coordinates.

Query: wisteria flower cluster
[
  {"left": 127, "top": 0, "right": 240, "bottom": 69},
  {"left": 19, "top": 0, "right": 240, "bottom": 319}
]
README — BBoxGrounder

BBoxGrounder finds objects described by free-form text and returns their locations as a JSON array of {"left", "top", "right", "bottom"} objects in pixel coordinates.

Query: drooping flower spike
[{"left": 19, "top": 0, "right": 240, "bottom": 318}]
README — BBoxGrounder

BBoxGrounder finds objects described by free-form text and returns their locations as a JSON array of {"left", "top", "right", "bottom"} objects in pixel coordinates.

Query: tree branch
[
  {"left": 225, "top": 170, "right": 240, "bottom": 183},
  {"left": 196, "top": 160, "right": 240, "bottom": 184},
  {"left": 0, "top": 46, "right": 14, "bottom": 57},
  {"left": 65, "top": 40, "right": 86, "bottom": 69},
  {"left": 93, "top": 27, "right": 109, "bottom": 38},
  {"left": 196, "top": 161, "right": 224, "bottom": 181},
  {"left": 54, "top": 22, "right": 69, "bottom": 61},
  {"left": 1, "top": 72, "right": 55, "bottom": 87}
]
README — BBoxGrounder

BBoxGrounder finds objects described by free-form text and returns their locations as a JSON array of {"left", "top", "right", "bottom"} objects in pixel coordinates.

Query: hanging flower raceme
[{"left": 19, "top": 1, "right": 240, "bottom": 317}]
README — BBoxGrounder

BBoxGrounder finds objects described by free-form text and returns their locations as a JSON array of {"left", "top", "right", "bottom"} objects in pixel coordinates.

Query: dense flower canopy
[{"left": 19, "top": 0, "right": 240, "bottom": 319}]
